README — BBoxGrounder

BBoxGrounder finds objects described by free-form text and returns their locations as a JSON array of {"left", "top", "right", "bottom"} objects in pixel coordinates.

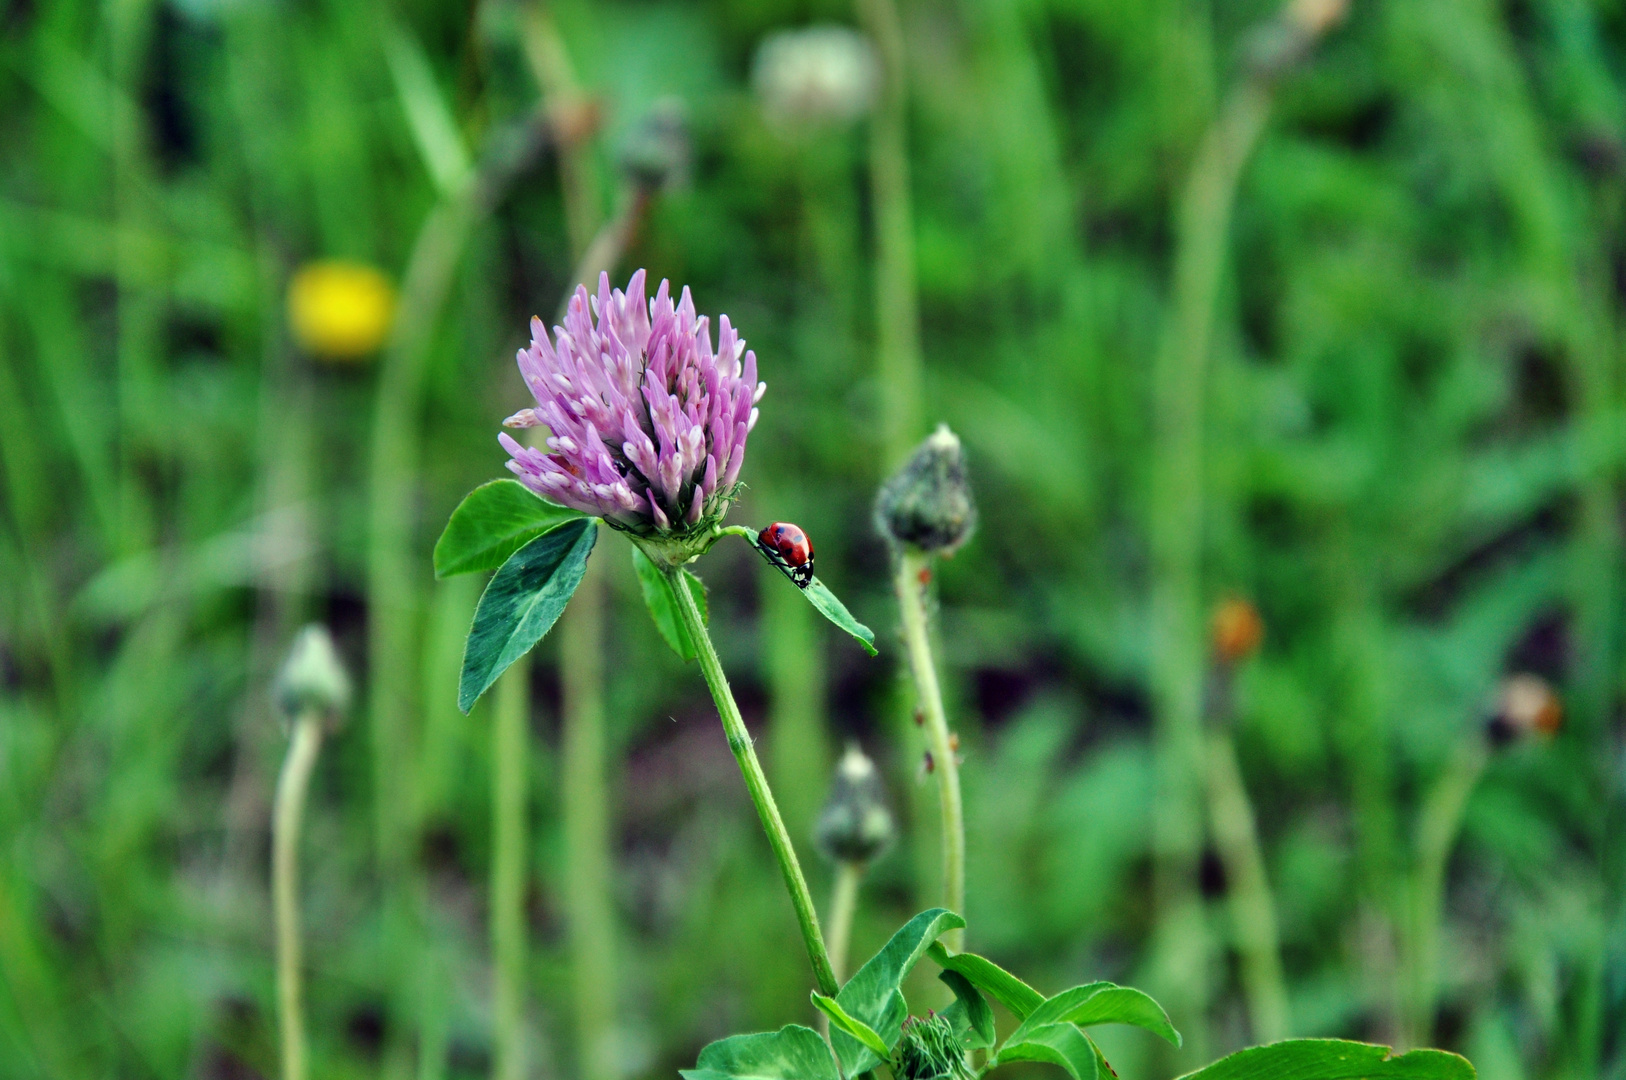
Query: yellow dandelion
[{"left": 287, "top": 260, "right": 395, "bottom": 361}]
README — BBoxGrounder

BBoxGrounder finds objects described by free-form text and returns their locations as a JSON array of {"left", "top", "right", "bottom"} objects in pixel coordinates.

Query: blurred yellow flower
[{"left": 287, "top": 260, "right": 395, "bottom": 361}]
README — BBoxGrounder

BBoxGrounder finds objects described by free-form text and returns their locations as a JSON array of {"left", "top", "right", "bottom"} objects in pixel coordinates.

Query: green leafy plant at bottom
[{"left": 682, "top": 910, "right": 1475, "bottom": 1080}]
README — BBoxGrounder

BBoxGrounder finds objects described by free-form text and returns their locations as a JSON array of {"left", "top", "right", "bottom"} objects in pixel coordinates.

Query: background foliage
[{"left": 0, "top": 0, "right": 1622, "bottom": 1078}]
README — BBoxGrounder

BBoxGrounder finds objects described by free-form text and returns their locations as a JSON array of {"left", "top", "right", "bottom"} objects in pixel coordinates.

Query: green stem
[
  {"left": 663, "top": 563, "right": 840, "bottom": 997},
  {"left": 1203, "top": 729, "right": 1289, "bottom": 1043},
  {"left": 827, "top": 860, "right": 864, "bottom": 984},
  {"left": 1403, "top": 735, "right": 1487, "bottom": 1049},
  {"left": 491, "top": 665, "right": 530, "bottom": 1080},
  {"left": 273, "top": 711, "right": 324, "bottom": 1080},
  {"left": 894, "top": 548, "right": 964, "bottom": 951},
  {"left": 856, "top": 0, "right": 923, "bottom": 467}
]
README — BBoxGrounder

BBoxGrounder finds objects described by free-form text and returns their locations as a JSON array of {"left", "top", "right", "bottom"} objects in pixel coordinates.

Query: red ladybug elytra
[{"left": 757, "top": 522, "right": 815, "bottom": 588}]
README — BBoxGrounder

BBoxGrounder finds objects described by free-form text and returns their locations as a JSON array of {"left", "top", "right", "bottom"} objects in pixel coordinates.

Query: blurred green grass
[{"left": 0, "top": 0, "right": 1622, "bottom": 1078}]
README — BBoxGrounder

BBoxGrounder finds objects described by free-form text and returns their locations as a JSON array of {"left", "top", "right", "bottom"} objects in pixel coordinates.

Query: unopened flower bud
[
  {"left": 276, "top": 625, "right": 351, "bottom": 725},
  {"left": 620, "top": 98, "right": 690, "bottom": 192},
  {"left": 1485, "top": 674, "right": 1562, "bottom": 747},
  {"left": 875, "top": 425, "right": 976, "bottom": 555},
  {"left": 894, "top": 1014, "right": 973, "bottom": 1080},
  {"left": 815, "top": 744, "right": 896, "bottom": 865},
  {"left": 752, "top": 25, "right": 879, "bottom": 128},
  {"left": 1211, "top": 597, "right": 1264, "bottom": 665}
]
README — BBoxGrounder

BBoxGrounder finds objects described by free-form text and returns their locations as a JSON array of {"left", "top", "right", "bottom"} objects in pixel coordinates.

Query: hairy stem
[
  {"left": 273, "top": 711, "right": 324, "bottom": 1080},
  {"left": 827, "top": 860, "right": 864, "bottom": 984},
  {"left": 663, "top": 564, "right": 839, "bottom": 996},
  {"left": 491, "top": 666, "right": 530, "bottom": 1080},
  {"left": 1403, "top": 735, "right": 1487, "bottom": 1049},
  {"left": 894, "top": 548, "right": 964, "bottom": 951},
  {"left": 1204, "top": 729, "right": 1289, "bottom": 1043}
]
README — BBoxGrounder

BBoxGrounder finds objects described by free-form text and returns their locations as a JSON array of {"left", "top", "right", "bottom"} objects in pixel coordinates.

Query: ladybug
[{"left": 757, "top": 522, "right": 815, "bottom": 589}]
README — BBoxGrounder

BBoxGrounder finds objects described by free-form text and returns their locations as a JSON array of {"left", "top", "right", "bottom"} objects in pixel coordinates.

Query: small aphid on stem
[
  {"left": 948, "top": 732, "right": 959, "bottom": 753},
  {"left": 913, "top": 707, "right": 925, "bottom": 726},
  {"left": 917, "top": 566, "right": 932, "bottom": 586},
  {"left": 922, "top": 750, "right": 935, "bottom": 775}
]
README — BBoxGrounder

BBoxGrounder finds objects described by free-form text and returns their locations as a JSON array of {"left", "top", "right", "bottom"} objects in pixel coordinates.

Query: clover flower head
[
  {"left": 815, "top": 743, "right": 896, "bottom": 865},
  {"left": 500, "top": 270, "right": 763, "bottom": 538},
  {"left": 753, "top": 25, "right": 878, "bottom": 127}
]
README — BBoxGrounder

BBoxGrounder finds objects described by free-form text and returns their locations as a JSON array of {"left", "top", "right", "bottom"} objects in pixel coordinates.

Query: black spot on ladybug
[{"left": 756, "top": 521, "right": 815, "bottom": 588}]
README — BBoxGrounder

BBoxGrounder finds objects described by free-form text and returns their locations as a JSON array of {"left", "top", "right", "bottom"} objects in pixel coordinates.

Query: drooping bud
[
  {"left": 752, "top": 25, "right": 879, "bottom": 129},
  {"left": 1211, "top": 597, "right": 1265, "bottom": 665},
  {"left": 1485, "top": 674, "right": 1562, "bottom": 747},
  {"left": 894, "top": 1014, "right": 974, "bottom": 1080},
  {"left": 620, "top": 97, "right": 690, "bottom": 192},
  {"left": 276, "top": 625, "right": 352, "bottom": 725},
  {"left": 815, "top": 743, "right": 896, "bottom": 865},
  {"left": 875, "top": 425, "right": 976, "bottom": 556}
]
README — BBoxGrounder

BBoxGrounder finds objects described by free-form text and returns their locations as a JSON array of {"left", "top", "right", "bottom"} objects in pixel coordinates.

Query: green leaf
[
  {"left": 458, "top": 519, "right": 597, "bottom": 713},
  {"left": 810, "top": 993, "right": 890, "bottom": 1059},
  {"left": 926, "top": 942, "right": 1045, "bottom": 1020},
  {"left": 830, "top": 908, "right": 966, "bottom": 1076},
  {"left": 803, "top": 577, "right": 878, "bottom": 654},
  {"left": 631, "top": 547, "right": 707, "bottom": 660},
  {"left": 434, "top": 479, "right": 584, "bottom": 578},
  {"left": 1010, "top": 982, "right": 1181, "bottom": 1048},
  {"left": 678, "top": 1025, "right": 840, "bottom": 1080},
  {"left": 939, "top": 969, "right": 995, "bottom": 1050},
  {"left": 994, "top": 1022, "right": 1108, "bottom": 1080},
  {"left": 1173, "top": 1040, "right": 1476, "bottom": 1080}
]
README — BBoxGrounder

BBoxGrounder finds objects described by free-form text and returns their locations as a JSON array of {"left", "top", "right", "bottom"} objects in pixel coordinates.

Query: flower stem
[
  {"left": 1402, "top": 735, "right": 1487, "bottom": 1048},
  {"left": 1203, "top": 728, "right": 1289, "bottom": 1043},
  {"left": 273, "top": 710, "right": 324, "bottom": 1080},
  {"left": 663, "top": 564, "right": 840, "bottom": 997},
  {"left": 893, "top": 548, "right": 964, "bottom": 951},
  {"left": 827, "top": 860, "right": 864, "bottom": 984},
  {"left": 491, "top": 663, "right": 530, "bottom": 1080}
]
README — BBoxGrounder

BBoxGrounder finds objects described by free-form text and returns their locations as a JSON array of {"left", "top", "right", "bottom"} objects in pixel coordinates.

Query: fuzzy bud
[
  {"left": 276, "top": 625, "right": 351, "bottom": 725},
  {"left": 620, "top": 97, "right": 690, "bottom": 192},
  {"left": 752, "top": 25, "right": 879, "bottom": 128},
  {"left": 875, "top": 425, "right": 976, "bottom": 555},
  {"left": 894, "top": 1014, "right": 974, "bottom": 1080},
  {"left": 1485, "top": 674, "right": 1562, "bottom": 748},
  {"left": 815, "top": 744, "right": 896, "bottom": 865}
]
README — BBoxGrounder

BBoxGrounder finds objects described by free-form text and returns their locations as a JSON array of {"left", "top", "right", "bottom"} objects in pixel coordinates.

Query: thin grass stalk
[
  {"left": 856, "top": 0, "right": 923, "bottom": 467},
  {"left": 1203, "top": 729, "right": 1289, "bottom": 1043},
  {"left": 273, "top": 710, "right": 324, "bottom": 1080},
  {"left": 1402, "top": 736, "right": 1487, "bottom": 1049},
  {"left": 764, "top": 560, "right": 830, "bottom": 846},
  {"left": 1147, "top": 75, "right": 1270, "bottom": 1062},
  {"left": 893, "top": 549, "right": 963, "bottom": 951},
  {"left": 560, "top": 551, "right": 617, "bottom": 1080},
  {"left": 491, "top": 666, "right": 530, "bottom": 1080},
  {"left": 663, "top": 563, "right": 840, "bottom": 997}
]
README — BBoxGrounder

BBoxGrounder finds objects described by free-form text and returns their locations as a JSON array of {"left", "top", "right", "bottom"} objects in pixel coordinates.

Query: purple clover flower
[{"left": 500, "top": 270, "right": 764, "bottom": 535}]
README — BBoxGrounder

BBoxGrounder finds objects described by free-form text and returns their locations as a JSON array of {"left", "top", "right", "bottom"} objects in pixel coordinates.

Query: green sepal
[
  {"left": 434, "top": 479, "right": 585, "bottom": 578},
  {"left": 631, "top": 547, "right": 708, "bottom": 660},
  {"left": 679, "top": 1024, "right": 840, "bottom": 1080},
  {"left": 830, "top": 908, "right": 966, "bottom": 1076},
  {"left": 458, "top": 518, "right": 597, "bottom": 713},
  {"left": 993, "top": 1023, "right": 1110, "bottom": 1080},
  {"left": 1173, "top": 1040, "right": 1476, "bottom": 1080},
  {"left": 926, "top": 942, "right": 1045, "bottom": 1020},
  {"left": 939, "top": 969, "right": 995, "bottom": 1050},
  {"left": 810, "top": 993, "right": 890, "bottom": 1059},
  {"left": 1009, "top": 981, "right": 1180, "bottom": 1048}
]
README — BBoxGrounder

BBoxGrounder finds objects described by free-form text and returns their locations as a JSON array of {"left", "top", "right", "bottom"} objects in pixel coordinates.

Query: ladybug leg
[{"left": 791, "top": 563, "right": 814, "bottom": 589}]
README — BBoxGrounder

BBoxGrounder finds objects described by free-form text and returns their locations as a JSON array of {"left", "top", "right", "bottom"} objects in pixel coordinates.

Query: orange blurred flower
[{"left": 1212, "top": 597, "right": 1265, "bottom": 665}]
